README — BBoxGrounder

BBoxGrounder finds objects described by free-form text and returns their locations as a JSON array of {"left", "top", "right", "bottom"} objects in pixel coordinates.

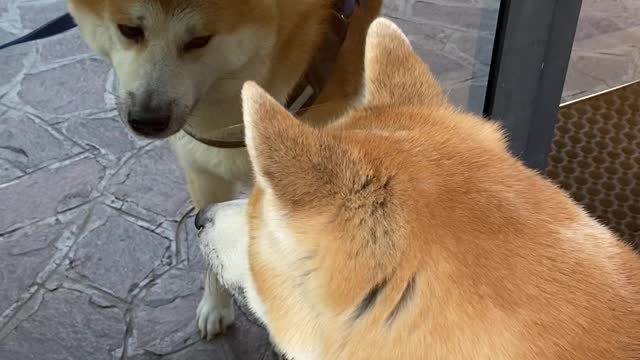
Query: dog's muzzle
[
  {"left": 124, "top": 91, "right": 180, "bottom": 138},
  {"left": 194, "top": 204, "right": 218, "bottom": 231}
]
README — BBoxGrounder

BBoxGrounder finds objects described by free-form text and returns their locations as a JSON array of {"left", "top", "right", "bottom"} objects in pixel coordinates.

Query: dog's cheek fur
[{"left": 246, "top": 189, "right": 324, "bottom": 359}]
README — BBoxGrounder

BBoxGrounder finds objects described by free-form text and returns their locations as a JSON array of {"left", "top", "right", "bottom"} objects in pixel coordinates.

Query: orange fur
[{"left": 243, "top": 19, "right": 640, "bottom": 359}]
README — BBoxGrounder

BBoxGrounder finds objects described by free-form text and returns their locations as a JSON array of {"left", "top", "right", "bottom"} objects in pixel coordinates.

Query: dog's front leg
[
  {"left": 185, "top": 170, "right": 239, "bottom": 339},
  {"left": 196, "top": 268, "right": 235, "bottom": 339}
]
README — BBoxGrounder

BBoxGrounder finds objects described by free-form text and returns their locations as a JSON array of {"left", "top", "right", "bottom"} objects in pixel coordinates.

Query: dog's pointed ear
[
  {"left": 242, "top": 82, "right": 397, "bottom": 213},
  {"left": 242, "top": 81, "right": 301, "bottom": 188},
  {"left": 363, "top": 18, "right": 448, "bottom": 109},
  {"left": 242, "top": 82, "right": 364, "bottom": 210},
  {"left": 242, "top": 82, "right": 331, "bottom": 204}
]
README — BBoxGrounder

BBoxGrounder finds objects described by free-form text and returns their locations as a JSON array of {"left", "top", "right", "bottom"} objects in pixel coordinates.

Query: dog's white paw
[{"left": 196, "top": 292, "right": 235, "bottom": 340}]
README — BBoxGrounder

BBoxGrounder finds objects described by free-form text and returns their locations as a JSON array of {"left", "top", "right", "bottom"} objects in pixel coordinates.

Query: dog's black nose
[
  {"left": 128, "top": 111, "right": 171, "bottom": 136},
  {"left": 194, "top": 204, "right": 217, "bottom": 231},
  {"left": 194, "top": 210, "right": 206, "bottom": 231},
  {"left": 127, "top": 93, "right": 173, "bottom": 137}
]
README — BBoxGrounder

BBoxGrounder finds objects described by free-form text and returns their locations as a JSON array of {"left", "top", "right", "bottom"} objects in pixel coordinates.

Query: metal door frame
[{"left": 483, "top": 0, "right": 583, "bottom": 171}]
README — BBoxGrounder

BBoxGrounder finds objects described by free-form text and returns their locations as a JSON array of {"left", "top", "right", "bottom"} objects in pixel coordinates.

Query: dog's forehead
[
  {"left": 104, "top": 1, "right": 200, "bottom": 28},
  {"left": 97, "top": 0, "right": 260, "bottom": 35},
  {"left": 126, "top": 1, "right": 201, "bottom": 33},
  {"left": 107, "top": 0, "right": 206, "bottom": 14}
]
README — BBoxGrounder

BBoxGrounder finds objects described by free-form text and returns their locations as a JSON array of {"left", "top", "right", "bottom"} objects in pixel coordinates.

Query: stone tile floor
[
  {"left": 563, "top": 0, "right": 640, "bottom": 103},
  {"left": 0, "top": 0, "right": 638, "bottom": 359}
]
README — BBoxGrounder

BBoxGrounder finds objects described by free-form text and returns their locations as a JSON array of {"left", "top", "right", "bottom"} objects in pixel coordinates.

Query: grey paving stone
[
  {"left": 18, "top": 0, "right": 68, "bottom": 31},
  {"left": 58, "top": 116, "right": 138, "bottom": 158},
  {"left": 0, "top": 29, "right": 34, "bottom": 95},
  {"left": 0, "top": 0, "right": 8, "bottom": 15},
  {"left": 157, "top": 307, "right": 272, "bottom": 360},
  {"left": 119, "top": 201, "right": 169, "bottom": 229},
  {"left": 107, "top": 141, "right": 190, "bottom": 219},
  {"left": 0, "top": 218, "right": 65, "bottom": 314},
  {"left": 0, "top": 110, "right": 78, "bottom": 171},
  {"left": 447, "top": 81, "right": 489, "bottom": 115},
  {"left": 221, "top": 307, "right": 273, "bottom": 360},
  {"left": 582, "top": 0, "right": 640, "bottom": 29},
  {"left": 448, "top": 30, "right": 494, "bottom": 66},
  {"left": 159, "top": 341, "right": 233, "bottom": 360},
  {"left": 72, "top": 210, "right": 169, "bottom": 299},
  {"left": 409, "top": 1, "right": 499, "bottom": 34},
  {"left": 381, "top": 0, "right": 407, "bottom": 18},
  {"left": 474, "top": 0, "right": 501, "bottom": 9},
  {"left": 0, "top": 159, "right": 24, "bottom": 184},
  {"left": 140, "top": 268, "right": 204, "bottom": 308},
  {"left": 129, "top": 247, "right": 271, "bottom": 359},
  {"left": 389, "top": 16, "right": 449, "bottom": 53},
  {"left": 0, "top": 288, "right": 125, "bottom": 360},
  {"left": 565, "top": 2, "right": 640, "bottom": 101},
  {"left": 38, "top": 30, "right": 93, "bottom": 63},
  {"left": 570, "top": 51, "right": 634, "bottom": 90},
  {"left": 19, "top": 58, "right": 110, "bottom": 115},
  {"left": 575, "top": 14, "right": 625, "bottom": 42},
  {"left": 0, "top": 157, "right": 104, "bottom": 233},
  {"left": 130, "top": 268, "right": 204, "bottom": 356},
  {"left": 414, "top": 48, "right": 468, "bottom": 78},
  {"left": 386, "top": 17, "right": 473, "bottom": 84}
]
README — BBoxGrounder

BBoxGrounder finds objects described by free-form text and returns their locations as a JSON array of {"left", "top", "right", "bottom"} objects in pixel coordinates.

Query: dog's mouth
[
  {"left": 128, "top": 119, "right": 171, "bottom": 137},
  {"left": 128, "top": 120, "right": 184, "bottom": 139}
]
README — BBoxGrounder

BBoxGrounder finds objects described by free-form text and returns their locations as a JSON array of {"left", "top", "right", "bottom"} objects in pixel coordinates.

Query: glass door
[
  {"left": 382, "top": 0, "right": 501, "bottom": 115},
  {"left": 546, "top": 0, "right": 640, "bottom": 249},
  {"left": 385, "top": 0, "right": 583, "bottom": 173}
]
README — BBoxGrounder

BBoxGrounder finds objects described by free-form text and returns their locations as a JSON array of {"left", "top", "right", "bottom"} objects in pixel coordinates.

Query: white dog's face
[{"left": 68, "top": 0, "right": 276, "bottom": 138}]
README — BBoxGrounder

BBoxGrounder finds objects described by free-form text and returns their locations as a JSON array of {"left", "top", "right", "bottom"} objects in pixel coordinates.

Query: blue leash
[{"left": 0, "top": 13, "right": 77, "bottom": 50}]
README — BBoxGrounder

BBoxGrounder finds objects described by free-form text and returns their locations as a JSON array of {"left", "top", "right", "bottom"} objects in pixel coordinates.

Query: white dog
[{"left": 68, "top": 0, "right": 381, "bottom": 339}]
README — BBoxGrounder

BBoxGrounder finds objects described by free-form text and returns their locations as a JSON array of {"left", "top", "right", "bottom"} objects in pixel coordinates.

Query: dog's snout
[
  {"left": 194, "top": 210, "right": 207, "bottom": 231},
  {"left": 127, "top": 93, "right": 173, "bottom": 137},
  {"left": 195, "top": 204, "right": 217, "bottom": 231}
]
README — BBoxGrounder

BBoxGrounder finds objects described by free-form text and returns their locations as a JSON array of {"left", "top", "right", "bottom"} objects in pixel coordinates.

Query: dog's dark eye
[
  {"left": 118, "top": 24, "right": 144, "bottom": 43},
  {"left": 183, "top": 35, "right": 213, "bottom": 52}
]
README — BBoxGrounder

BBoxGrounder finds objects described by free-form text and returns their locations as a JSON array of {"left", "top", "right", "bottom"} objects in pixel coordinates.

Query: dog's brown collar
[
  {"left": 182, "top": 124, "right": 246, "bottom": 149},
  {"left": 183, "top": 0, "right": 360, "bottom": 149},
  {"left": 284, "top": 0, "right": 360, "bottom": 114}
]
